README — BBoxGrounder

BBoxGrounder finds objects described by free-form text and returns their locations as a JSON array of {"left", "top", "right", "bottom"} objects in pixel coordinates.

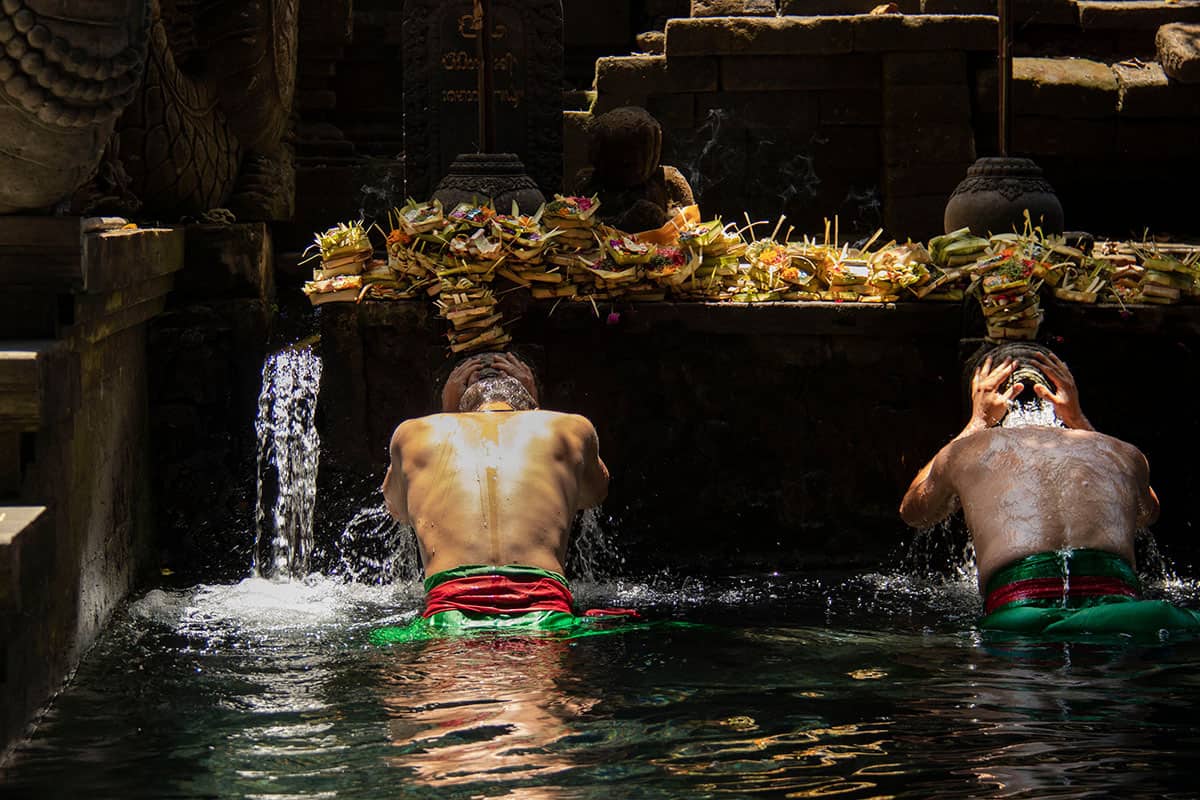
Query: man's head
[
  {"left": 991, "top": 343, "right": 1055, "bottom": 400},
  {"left": 442, "top": 351, "right": 540, "bottom": 412}
]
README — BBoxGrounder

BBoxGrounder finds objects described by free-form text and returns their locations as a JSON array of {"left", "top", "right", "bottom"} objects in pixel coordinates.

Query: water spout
[{"left": 254, "top": 344, "right": 323, "bottom": 579}]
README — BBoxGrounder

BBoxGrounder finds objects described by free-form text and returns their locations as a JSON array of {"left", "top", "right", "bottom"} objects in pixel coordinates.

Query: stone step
[
  {"left": 0, "top": 506, "right": 49, "bottom": 613},
  {"left": 0, "top": 342, "right": 58, "bottom": 433}
]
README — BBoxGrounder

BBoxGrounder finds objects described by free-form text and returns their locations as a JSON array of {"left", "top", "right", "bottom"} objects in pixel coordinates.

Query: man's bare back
[
  {"left": 382, "top": 353, "right": 608, "bottom": 578},
  {"left": 901, "top": 349, "right": 1158, "bottom": 590},
  {"left": 930, "top": 426, "right": 1151, "bottom": 588}
]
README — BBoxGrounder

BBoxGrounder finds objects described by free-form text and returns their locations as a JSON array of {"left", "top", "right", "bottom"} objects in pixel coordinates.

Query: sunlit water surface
[{"left": 4, "top": 562, "right": 1200, "bottom": 800}]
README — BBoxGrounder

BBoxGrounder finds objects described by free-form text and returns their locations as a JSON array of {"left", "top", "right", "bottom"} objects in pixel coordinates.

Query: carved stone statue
[
  {"left": 0, "top": 0, "right": 149, "bottom": 214},
  {"left": 0, "top": 0, "right": 297, "bottom": 221},
  {"left": 574, "top": 106, "right": 695, "bottom": 233}
]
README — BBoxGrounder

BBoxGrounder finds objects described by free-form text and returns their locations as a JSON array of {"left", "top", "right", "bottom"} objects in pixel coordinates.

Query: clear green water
[{"left": 4, "top": 571, "right": 1200, "bottom": 799}]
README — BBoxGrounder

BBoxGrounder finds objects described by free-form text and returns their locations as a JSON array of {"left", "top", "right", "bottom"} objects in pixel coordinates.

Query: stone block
[
  {"left": 637, "top": 31, "right": 667, "bottom": 54},
  {"left": 1011, "top": 116, "right": 1117, "bottom": 157},
  {"left": 819, "top": 90, "right": 882, "bottom": 124},
  {"left": 1158, "top": 23, "right": 1200, "bottom": 84},
  {"left": 781, "top": 0, "right": 921, "bottom": 12},
  {"left": 852, "top": 14, "right": 997, "bottom": 52},
  {"left": 695, "top": 91, "right": 822, "bottom": 129},
  {"left": 666, "top": 16, "right": 854, "bottom": 56},
  {"left": 175, "top": 224, "right": 273, "bottom": 302},
  {"left": 884, "top": 83, "right": 972, "bottom": 124},
  {"left": 0, "top": 217, "right": 83, "bottom": 292},
  {"left": 1012, "top": 58, "right": 1119, "bottom": 118},
  {"left": 594, "top": 56, "right": 719, "bottom": 98},
  {"left": 722, "top": 54, "right": 881, "bottom": 91},
  {"left": 883, "top": 51, "right": 967, "bottom": 86},
  {"left": 1115, "top": 60, "right": 1200, "bottom": 116},
  {"left": 883, "top": 162, "right": 972, "bottom": 198},
  {"left": 82, "top": 227, "right": 185, "bottom": 294},
  {"left": 1078, "top": 1, "right": 1200, "bottom": 31},
  {"left": 883, "top": 122, "right": 975, "bottom": 164},
  {"left": 692, "top": 0, "right": 777, "bottom": 15}
]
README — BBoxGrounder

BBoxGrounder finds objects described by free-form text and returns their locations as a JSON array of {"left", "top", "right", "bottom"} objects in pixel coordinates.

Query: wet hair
[
  {"left": 960, "top": 341, "right": 1059, "bottom": 423},
  {"left": 459, "top": 376, "right": 537, "bottom": 411},
  {"left": 437, "top": 348, "right": 543, "bottom": 409}
]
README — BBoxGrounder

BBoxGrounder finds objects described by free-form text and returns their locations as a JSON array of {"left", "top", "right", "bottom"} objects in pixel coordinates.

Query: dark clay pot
[
  {"left": 433, "top": 153, "right": 546, "bottom": 216},
  {"left": 943, "top": 157, "right": 1064, "bottom": 237}
]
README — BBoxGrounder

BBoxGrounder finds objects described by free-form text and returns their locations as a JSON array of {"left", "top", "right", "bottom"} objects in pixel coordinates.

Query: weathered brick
[
  {"left": 884, "top": 83, "right": 971, "bottom": 125},
  {"left": 692, "top": 0, "right": 776, "bottom": 15},
  {"left": 819, "top": 90, "right": 882, "bottom": 124},
  {"left": 1078, "top": 1, "right": 1200, "bottom": 31},
  {"left": 1158, "top": 23, "right": 1200, "bottom": 84},
  {"left": 883, "top": 122, "right": 975, "bottom": 164},
  {"left": 1011, "top": 58, "right": 1118, "bottom": 118},
  {"left": 852, "top": 14, "right": 997, "bottom": 52},
  {"left": 594, "top": 55, "right": 719, "bottom": 97},
  {"left": 883, "top": 162, "right": 972, "bottom": 198},
  {"left": 695, "top": 90, "right": 822, "bottom": 129},
  {"left": 722, "top": 54, "right": 881, "bottom": 91},
  {"left": 665, "top": 16, "right": 854, "bottom": 56},
  {"left": 636, "top": 31, "right": 666, "bottom": 54},
  {"left": 780, "top": 0, "right": 920, "bottom": 13},
  {"left": 1115, "top": 61, "right": 1200, "bottom": 116},
  {"left": 883, "top": 51, "right": 967, "bottom": 86},
  {"left": 1011, "top": 116, "right": 1116, "bottom": 157}
]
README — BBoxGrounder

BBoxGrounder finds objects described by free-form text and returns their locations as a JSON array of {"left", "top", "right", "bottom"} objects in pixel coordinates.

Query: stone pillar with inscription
[{"left": 402, "top": 0, "right": 564, "bottom": 199}]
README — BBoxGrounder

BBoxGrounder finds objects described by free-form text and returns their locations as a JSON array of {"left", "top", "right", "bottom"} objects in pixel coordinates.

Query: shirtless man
[
  {"left": 375, "top": 352, "right": 634, "bottom": 643},
  {"left": 900, "top": 345, "right": 1197, "bottom": 635}
]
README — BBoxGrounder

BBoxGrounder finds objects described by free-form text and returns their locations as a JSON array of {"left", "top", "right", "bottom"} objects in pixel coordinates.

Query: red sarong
[{"left": 423, "top": 573, "right": 576, "bottom": 617}]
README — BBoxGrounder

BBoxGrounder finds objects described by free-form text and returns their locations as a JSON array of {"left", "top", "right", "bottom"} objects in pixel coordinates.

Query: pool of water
[{"left": 4, "top": 567, "right": 1200, "bottom": 800}]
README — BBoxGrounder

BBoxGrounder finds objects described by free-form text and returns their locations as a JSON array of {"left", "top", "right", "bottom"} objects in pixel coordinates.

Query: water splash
[
  {"left": 254, "top": 345, "right": 323, "bottom": 579},
  {"left": 1002, "top": 398, "right": 1063, "bottom": 428},
  {"left": 900, "top": 520, "right": 978, "bottom": 586},
  {"left": 333, "top": 505, "right": 422, "bottom": 585},
  {"left": 566, "top": 508, "right": 626, "bottom": 582}
]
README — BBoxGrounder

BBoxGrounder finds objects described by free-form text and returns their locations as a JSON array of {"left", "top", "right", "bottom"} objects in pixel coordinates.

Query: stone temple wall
[
  {"left": 316, "top": 300, "right": 1200, "bottom": 575},
  {"left": 573, "top": 7, "right": 1200, "bottom": 241}
]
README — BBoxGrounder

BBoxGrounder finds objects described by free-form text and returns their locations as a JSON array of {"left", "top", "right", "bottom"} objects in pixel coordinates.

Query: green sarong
[
  {"left": 370, "top": 564, "right": 690, "bottom": 645},
  {"left": 979, "top": 549, "right": 1200, "bottom": 637}
]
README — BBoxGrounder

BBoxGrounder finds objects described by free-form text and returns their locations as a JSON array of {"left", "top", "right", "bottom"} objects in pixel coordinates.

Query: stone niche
[
  {"left": 316, "top": 300, "right": 1200, "bottom": 574},
  {"left": 402, "top": 0, "right": 565, "bottom": 198}
]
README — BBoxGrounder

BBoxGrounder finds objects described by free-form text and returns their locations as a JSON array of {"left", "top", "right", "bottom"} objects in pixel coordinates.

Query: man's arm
[
  {"left": 1133, "top": 449, "right": 1160, "bottom": 528},
  {"left": 575, "top": 417, "right": 609, "bottom": 511},
  {"left": 900, "top": 355, "right": 1018, "bottom": 528},
  {"left": 381, "top": 423, "right": 413, "bottom": 524},
  {"left": 899, "top": 444, "right": 961, "bottom": 529}
]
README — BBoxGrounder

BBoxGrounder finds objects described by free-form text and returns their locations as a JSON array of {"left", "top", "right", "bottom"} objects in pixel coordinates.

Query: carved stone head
[{"left": 586, "top": 106, "right": 663, "bottom": 189}]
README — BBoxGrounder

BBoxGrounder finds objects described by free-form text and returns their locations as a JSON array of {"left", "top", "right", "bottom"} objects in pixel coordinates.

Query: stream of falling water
[{"left": 254, "top": 344, "right": 323, "bottom": 579}]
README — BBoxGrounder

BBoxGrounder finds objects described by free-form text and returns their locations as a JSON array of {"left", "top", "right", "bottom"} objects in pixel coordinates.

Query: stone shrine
[{"left": 402, "top": 0, "right": 564, "bottom": 198}]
